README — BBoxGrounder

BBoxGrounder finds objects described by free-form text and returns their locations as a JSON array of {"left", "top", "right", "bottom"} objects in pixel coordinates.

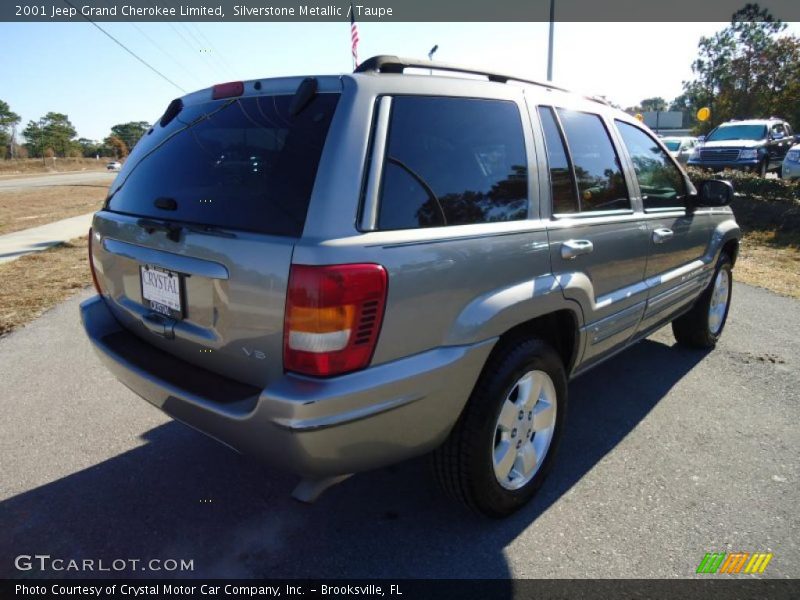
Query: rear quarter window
[
  {"left": 106, "top": 93, "right": 340, "bottom": 237},
  {"left": 377, "top": 96, "right": 529, "bottom": 230}
]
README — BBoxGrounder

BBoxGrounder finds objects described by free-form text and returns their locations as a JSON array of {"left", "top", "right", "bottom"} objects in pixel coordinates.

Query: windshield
[
  {"left": 106, "top": 93, "right": 340, "bottom": 237},
  {"left": 706, "top": 124, "right": 767, "bottom": 142},
  {"left": 663, "top": 140, "right": 681, "bottom": 151}
]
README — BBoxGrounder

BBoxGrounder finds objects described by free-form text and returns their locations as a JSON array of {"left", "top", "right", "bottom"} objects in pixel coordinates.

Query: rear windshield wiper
[
  {"left": 136, "top": 218, "right": 236, "bottom": 241},
  {"left": 137, "top": 218, "right": 182, "bottom": 242}
]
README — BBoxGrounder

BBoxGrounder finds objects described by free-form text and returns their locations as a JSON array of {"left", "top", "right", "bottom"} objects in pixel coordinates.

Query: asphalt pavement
[
  {"left": 0, "top": 170, "right": 115, "bottom": 193},
  {"left": 0, "top": 283, "right": 797, "bottom": 579}
]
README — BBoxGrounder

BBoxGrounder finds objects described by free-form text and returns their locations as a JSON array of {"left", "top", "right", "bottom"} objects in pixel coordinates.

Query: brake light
[
  {"left": 284, "top": 264, "right": 387, "bottom": 377},
  {"left": 212, "top": 81, "right": 244, "bottom": 99},
  {"left": 88, "top": 228, "right": 102, "bottom": 295}
]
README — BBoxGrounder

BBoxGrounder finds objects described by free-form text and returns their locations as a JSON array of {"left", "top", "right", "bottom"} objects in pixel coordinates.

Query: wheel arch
[{"left": 486, "top": 309, "right": 581, "bottom": 377}]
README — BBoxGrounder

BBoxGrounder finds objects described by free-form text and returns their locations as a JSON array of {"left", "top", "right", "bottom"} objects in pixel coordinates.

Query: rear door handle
[
  {"left": 652, "top": 228, "right": 674, "bottom": 244},
  {"left": 561, "top": 239, "right": 594, "bottom": 260}
]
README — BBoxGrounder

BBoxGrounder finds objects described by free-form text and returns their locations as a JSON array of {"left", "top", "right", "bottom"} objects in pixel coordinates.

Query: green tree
[
  {"left": 0, "top": 99, "right": 21, "bottom": 159},
  {"left": 41, "top": 112, "right": 77, "bottom": 157},
  {"left": 22, "top": 119, "right": 46, "bottom": 158},
  {"left": 109, "top": 121, "right": 150, "bottom": 151},
  {"left": 77, "top": 137, "right": 103, "bottom": 158},
  {"left": 682, "top": 3, "right": 799, "bottom": 133},
  {"left": 640, "top": 97, "right": 668, "bottom": 112},
  {"left": 23, "top": 112, "right": 78, "bottom": 157}
]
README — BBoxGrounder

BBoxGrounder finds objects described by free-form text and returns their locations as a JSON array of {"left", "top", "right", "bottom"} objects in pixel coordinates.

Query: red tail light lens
[
  {"left": 284, "top": 264, "right": 388, "bottom": 377},
  {"left": 88, "top": 228, "right": 102, "bottom": 295},
  {"left": 212, "top": 81, "right": 244, "bottom": 99}
]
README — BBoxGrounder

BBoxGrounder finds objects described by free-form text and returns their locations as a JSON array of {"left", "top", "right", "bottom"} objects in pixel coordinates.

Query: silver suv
[{"left": 81, "top": 56, "right": 740, "bottom": 517}]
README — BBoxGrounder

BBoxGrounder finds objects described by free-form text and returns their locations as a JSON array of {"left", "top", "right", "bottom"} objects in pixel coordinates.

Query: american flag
[{"left": 350, "top": 3, "right": 359, "bottom": 68}]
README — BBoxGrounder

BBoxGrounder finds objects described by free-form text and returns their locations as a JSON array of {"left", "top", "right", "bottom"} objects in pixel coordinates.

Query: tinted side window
[
  {"left": 556, "top": 109, "right": 629, "bottom": 212},
  {"left": 616, "top": 121, "right": 687, "bottom": 210},
  {"left": 538, "top": 106, "right": 578, "bottom": 214},
  {"left": 378, "top": 97, "right": 528, "bottom": 230}
]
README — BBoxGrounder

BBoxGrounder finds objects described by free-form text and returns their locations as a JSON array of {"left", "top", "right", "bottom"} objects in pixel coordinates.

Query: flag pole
[
  {"left": 547, "top": 0, "right": 555, "bottom": 81},
  {"left": 349, "top": 2, "right": 359, "bottom": 70}
]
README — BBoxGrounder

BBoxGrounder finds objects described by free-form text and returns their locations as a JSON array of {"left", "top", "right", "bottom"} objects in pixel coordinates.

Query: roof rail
[{"left": 354, "top": 55, "right": 609, "bottom": 105}]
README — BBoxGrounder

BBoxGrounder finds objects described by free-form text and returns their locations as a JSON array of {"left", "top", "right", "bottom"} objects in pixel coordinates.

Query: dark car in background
[{"left": 688, "top": 118, "right": 794, "bottom": 177}]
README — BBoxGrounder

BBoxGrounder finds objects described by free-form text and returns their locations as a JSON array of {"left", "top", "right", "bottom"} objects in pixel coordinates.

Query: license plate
[{"left": 140, "top": 265, "right": 183, "bottom": 319}]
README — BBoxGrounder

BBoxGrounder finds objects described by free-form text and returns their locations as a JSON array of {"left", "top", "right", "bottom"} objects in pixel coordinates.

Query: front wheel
[
  {"left": 757, "top": 159, "right": 768, "bottom": 178},
  {"left": 432, "top": 338, "right": 567, "bottom": 517},
  {"left": 672, "top": 254, "right": 733, "bottom": 348}
]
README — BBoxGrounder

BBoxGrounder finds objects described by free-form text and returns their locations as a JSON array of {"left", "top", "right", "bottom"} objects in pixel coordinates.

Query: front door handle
[
  {"left": 561, "top": 239, "right": 594, "bottom": 260},
  {"left": 652, "top": 228, "right": 674, "bottom": 244}
]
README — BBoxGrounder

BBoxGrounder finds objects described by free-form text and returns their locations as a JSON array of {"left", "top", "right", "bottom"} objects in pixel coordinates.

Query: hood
[{"left": 701, "top": 139, "right": 765, "bottom": 149}]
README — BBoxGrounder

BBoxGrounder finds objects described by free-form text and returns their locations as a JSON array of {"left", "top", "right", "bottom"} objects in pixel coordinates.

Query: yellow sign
[{"left": 697, "top": 107, "right": 711, "bottom": 122}]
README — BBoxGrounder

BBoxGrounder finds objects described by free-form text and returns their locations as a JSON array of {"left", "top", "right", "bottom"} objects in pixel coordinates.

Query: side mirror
[
  {"left": 697, "top": 135, "right": 705, "bottom": 143},
  {"left": 695, "top": 179, "right": 734, "bottom": 207}
]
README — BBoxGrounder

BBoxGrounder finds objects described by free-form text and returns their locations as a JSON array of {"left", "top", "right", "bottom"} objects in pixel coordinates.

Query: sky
[{"left": 1, "top": 20, "right": 799, "bottom": 142}]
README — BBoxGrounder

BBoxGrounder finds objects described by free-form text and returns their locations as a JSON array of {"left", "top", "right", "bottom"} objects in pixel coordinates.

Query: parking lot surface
[{"left": 1, "top": 283, "right": 797, "bottom": 578}]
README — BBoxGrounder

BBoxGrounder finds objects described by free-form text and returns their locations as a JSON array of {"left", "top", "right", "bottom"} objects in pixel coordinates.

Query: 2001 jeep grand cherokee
[{"left": 81, "top": 56, "right": 740, "bottom": 517}]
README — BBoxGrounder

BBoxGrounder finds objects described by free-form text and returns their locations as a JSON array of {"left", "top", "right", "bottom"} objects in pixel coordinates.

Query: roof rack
[{"left": 354, "top": 55, "right": 609, "bottom": 105}]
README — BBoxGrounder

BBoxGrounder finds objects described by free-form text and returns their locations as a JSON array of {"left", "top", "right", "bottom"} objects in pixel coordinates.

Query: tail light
[
  {"left": 88, "top": 228, "right": 103, "bottom": 295},
  {"left": 284, "top": 264, "right": 387, "bottom": 377}
]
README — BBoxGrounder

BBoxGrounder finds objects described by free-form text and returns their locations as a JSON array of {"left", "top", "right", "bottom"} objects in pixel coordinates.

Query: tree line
[
  {"left": 0, "top": 101, "right": 150, "bottom": 160},
  {"left": 2, "top": 3, "right": 797, "bottom": 157},
  {"left": 624, "top": 4, "right": 799, "bottom": 133}
]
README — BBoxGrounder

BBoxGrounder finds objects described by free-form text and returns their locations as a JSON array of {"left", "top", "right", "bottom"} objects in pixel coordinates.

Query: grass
[
  {"left": 735, "top": 231, "right": 800, "bottom": 299},
  {"left": 0, "top": 182, "right": 108, "bottom": 235},
  {"left": 0, "top": 157, "right": 112, "bottom": 176},
  {"left": 0, "top": 237, "right": 90, "bottom": 337}
]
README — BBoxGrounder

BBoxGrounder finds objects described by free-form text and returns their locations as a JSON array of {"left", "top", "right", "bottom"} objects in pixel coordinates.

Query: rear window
[{"left": 106, "top": 93, "right": 340, "bottom": 237}]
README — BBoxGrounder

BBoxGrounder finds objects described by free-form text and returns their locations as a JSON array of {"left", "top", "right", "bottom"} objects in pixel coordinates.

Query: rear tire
[
  {"left": 432, "top": 338, "right": 567, "bottom": 518},
  {"left": 672, "top": 254, "right": 733, "bottom": 349}
]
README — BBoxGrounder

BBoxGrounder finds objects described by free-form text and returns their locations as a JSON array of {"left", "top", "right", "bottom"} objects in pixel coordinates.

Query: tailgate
[
  {"left": 89, "top": 87, "right": 341, "bottom": 388},
  {"left": 91, "top": 212, "right": 292, "bottom": 388}
]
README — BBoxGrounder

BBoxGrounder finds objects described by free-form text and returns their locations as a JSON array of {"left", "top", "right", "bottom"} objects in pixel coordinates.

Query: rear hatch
[{"left": 91, "top": 81, "right": 341, "bottom": 387}]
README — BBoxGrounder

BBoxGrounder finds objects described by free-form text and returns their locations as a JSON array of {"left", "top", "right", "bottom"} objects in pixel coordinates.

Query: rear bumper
[{"left": 81, "top": 295, "right": 495, "bottom": 477}]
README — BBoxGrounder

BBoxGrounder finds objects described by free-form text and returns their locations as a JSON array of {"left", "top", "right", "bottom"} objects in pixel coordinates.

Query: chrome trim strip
[
  {"left": 117, "top": 297, "right": 220, "bottom": 344},
  {"left": 103, "top": 238, "right": 229, "bottom": 280},
  {"left": 594, "top": 280, "right": 649, "bottom": 311},
  {"left": 360, "top": 95, "right": 392, "bottom": 231},
  {"left": 645, "top": 259, "right": 707, "bottom": 288},
  {"left": 643, "top": 277, "right": 704, "bottom": 320},
  {"left": 585, "top": 301, "right": 645, "bottom": 345},
  {"left": 552, "top": 209, "right": 634, "bottom": 221}
]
